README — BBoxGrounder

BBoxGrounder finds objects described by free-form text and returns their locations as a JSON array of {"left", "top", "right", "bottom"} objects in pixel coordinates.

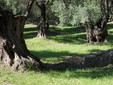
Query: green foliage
[
  {"left": 51, "top": 0, "right": 102, "bottom": 26},
  {"left": 51, "top": 0, "right": 70, "bottom": 26},
  {"left": 0, "top": 0, "right": 28, "bottom": 15},
  {"left": 70, "top": 0, "right": 102, "bottom": 25},
  {"left": 28, "top": 4, "right": 41, "bottom": 24}
]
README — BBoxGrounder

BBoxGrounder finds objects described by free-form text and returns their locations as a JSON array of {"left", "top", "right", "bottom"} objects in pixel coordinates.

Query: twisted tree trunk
[
  {"left": 85, "top": 17, "right": 108, "bottom": 44},
  {"left": 36, "top": 1, "right": 49, "bottom": 38},
  {"left": 0, "top": 10, "right": 43, "bottom": 71},
  {"left": 85, "top": 0, "right": 112, "bottom": 44}
]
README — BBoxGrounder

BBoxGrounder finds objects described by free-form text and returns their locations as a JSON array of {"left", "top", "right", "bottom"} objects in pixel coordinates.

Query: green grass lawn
[{"left": 0, "top": 24, "right": 113, "bottom": 85}]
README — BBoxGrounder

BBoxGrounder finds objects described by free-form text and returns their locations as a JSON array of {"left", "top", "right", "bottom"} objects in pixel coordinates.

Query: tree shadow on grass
[
  {"left": 106, "top": 23, "right": 113, "bottom": 45},
  {"left": 107, "top": 23, "right": 113, "bottom": 43},
  {"left": 47, "top": 24, "right": 113, "bottom": 44},
  {"left": 48, "top": 26, "right": 86, "bottom": 36},
  {"left": 47, "top": 34, "right": 87, "bottom": 44},
  {"left": 23, "top": 26, "right": 87, "bottom": 44},
  {"left": 30, "top": 50, "right": 86, "bottom": 60},
  {"left": 60, "top": 26, "right": 85, "bottom": 34},
  {"left": 107, "top": 34, "right": 113, "bottom": 43},
  {"left": 54, "top": 67, "right": 113, "bottom": 79},
  {"left": 24, "top": 24, "right": 113, "bottom": 78},
  {"left": 24, "top": 32, "right": 37, "bottom": 39},
  {"left": 31, "top": 49, "right": 113, "bottom": 70},
  {"left": 107, "top": 23, "right": 113, "bottom": 30},
  {"left": 23, "top": 24, "right": 113, "bottom": 42},
  {"left": 88, "top": 49, "right": 104, "bottom": 54},
  {"left": 24, "top": 27, "right": 37, "bottom": 32},
  {"left": 75, "top": 67, "right": 113, "bottom": 78},
  {"left": 29, "top": 47, "right": 113, "bottom": 79},
  {"left": 41, "top": 66, "right": 113, "bottom": 79},
  {"left": 24, "top": 27, "right": 37, "bottom": 39},
  {"left": 47, "top": 26, "right": 87, "bottom": 44}
]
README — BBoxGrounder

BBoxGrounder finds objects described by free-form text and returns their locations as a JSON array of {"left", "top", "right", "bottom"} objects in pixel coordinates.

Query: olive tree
[
  {"left": 51, "top": 0, "right": 112, "bottom": 43},
  {"left": 35, "top": 0, "right": 49, "bottom": 38},
  {"left": 35, "top": 0, "right": 55, "bottom": 38},
  {"left": 0, "top": 0, "right": 43, "bottom": 71}
]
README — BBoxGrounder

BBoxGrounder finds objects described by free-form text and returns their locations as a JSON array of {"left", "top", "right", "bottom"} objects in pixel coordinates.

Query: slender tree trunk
[
  {"left": 0, "top": 10, "right": 43, "bottom": 71},
  {"left": 36, "top": 1, "right": 49, "bottom": 38},
  {"left": 85, "top": 17, "right": 108, "bottom": 44}
]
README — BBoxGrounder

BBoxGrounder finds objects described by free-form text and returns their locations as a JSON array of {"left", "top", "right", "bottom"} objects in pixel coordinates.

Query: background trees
[
  {"left": 0, "top": 0, "right": 29, "bottom": 15},
  {"left": 36, "top": 0, "right": 49, "bottom": 38},
  {"left": 85, "top": 0, "right": 112, "bottom": 43},
  {"left": 51, "top": 0, "right": 113, "bottom": 43}
]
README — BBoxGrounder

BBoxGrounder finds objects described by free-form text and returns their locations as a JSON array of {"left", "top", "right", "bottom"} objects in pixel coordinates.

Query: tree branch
[
  {"left": 45, "top": 0, "right": 49, "bottom": 5},
  {"left": 24, "top": 0, "right": 35, "bottom": 17},
  {"left": 36, "top": 1, "right": 41, "bottom": 9}
]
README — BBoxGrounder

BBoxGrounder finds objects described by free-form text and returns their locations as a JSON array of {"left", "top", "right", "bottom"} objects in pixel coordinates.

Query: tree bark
[
  {"left": 36, "top": 1, "right": 49, "bottom": 38},
  {"left": 0, "top": 10, "right": 43, "bottom": 71},
  {"left": 85, "top": 0, "right": 112, "bottom": 44},
  {"left": 85, "top": 17, "right": 108, "bottom": 44}
]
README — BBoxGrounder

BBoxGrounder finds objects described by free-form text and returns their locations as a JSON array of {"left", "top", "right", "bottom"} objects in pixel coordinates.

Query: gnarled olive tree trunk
[
  {"left": 85, "top": 17, "right": 108, "bottom": 44},
  {"left": 36, "top": 1, "right": 49, "bottom": 38},
  {"left": 85, "top": 0, "right": 112, "bottom": 44},
  {"left": 0, "top": 9, "right": 43, "bottom": 71}
]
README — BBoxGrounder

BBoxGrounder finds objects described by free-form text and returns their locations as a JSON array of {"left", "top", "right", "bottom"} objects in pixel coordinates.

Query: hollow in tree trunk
[
  {"left": 85, "top": 17, "right": 108, "bottom": 44},
  {"left": 0, "top": 10, "right": 43, "bottom": 71},
  {"left": 36, "top": 1, "right": 49, "bottom": 38}
]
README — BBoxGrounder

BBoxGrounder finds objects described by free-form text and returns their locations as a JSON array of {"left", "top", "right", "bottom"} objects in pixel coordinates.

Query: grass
[
  {"left": 24, "top": 24, "right": 113, "bottom": 63},
  {"left": 0, "top": 23, "right": 113, "bottom": 85}
]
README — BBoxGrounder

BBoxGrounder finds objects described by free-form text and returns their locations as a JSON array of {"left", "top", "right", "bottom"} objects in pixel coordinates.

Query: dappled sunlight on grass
[
  {"left": 24, "top": 24, "right": 113, "bottom": 63},
  {"left": 1, "top": 24, "right": 113, "bottom": 85},
  {"left": 1, "top": 66, "right": 113, "bottom": 85}
]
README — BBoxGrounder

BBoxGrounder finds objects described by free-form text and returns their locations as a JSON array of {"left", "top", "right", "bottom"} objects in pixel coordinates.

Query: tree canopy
[
  {"left": 0, "top": 0, "right": 30, "bottom": 15},
  {"left": 51, "top": 0, "right": 112, "bottom": 26}
]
